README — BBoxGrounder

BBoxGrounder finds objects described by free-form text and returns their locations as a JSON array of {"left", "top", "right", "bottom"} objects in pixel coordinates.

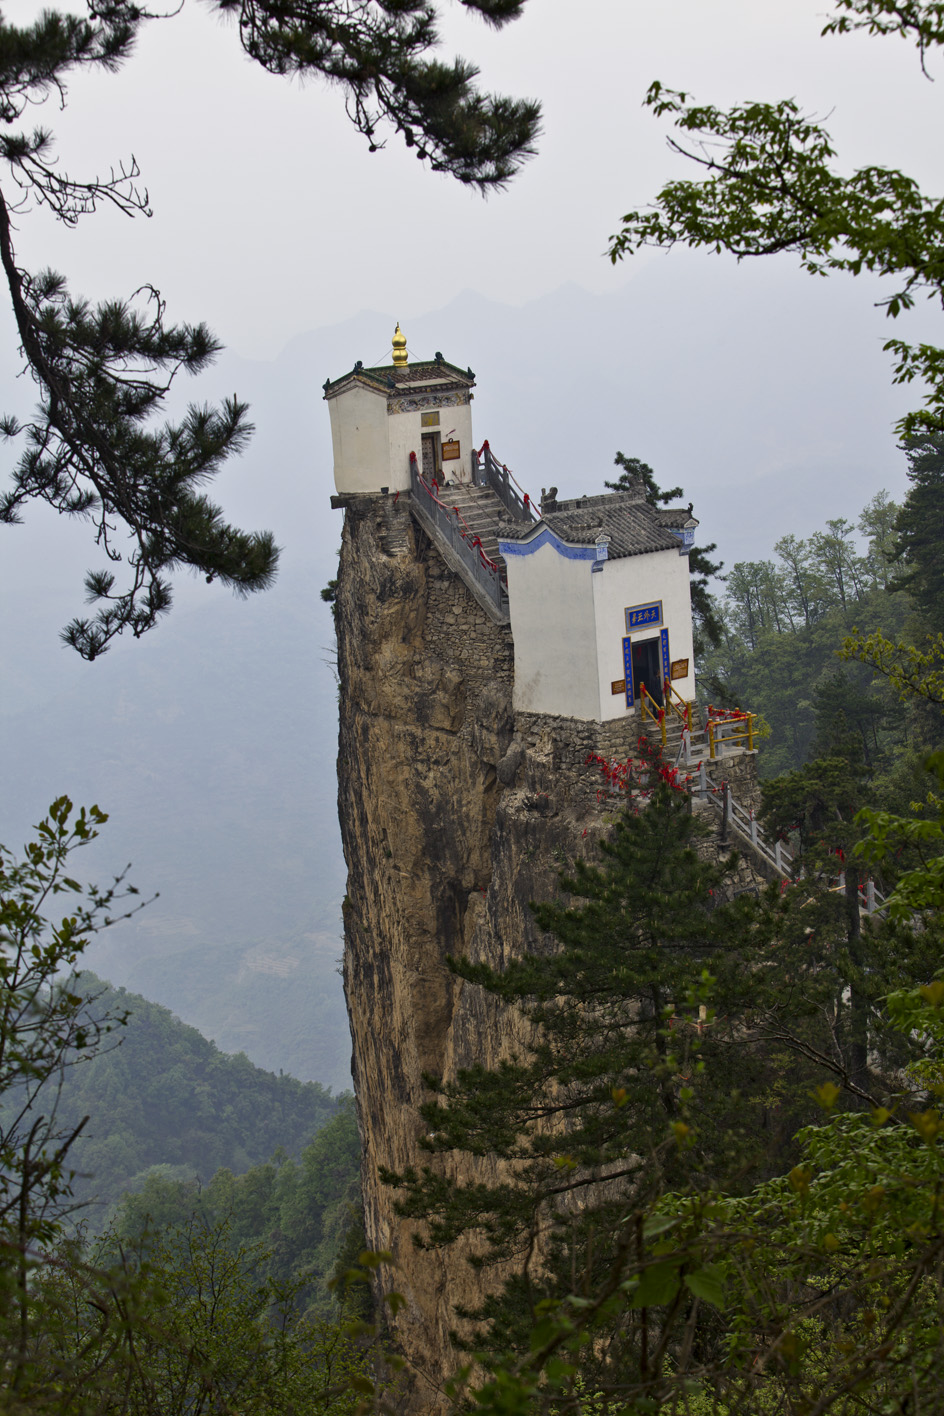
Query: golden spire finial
[{"left": 391, "top": 322, "right": 408, "bottom": 367}]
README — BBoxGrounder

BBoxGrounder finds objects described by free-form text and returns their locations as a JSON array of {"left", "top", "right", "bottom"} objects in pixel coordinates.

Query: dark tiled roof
[
  {"left": 653, "top": 505, "right": 698, "bottom": 530},
  {"left": 499, "top": 490, "right": 694, "bottom": 560},
  {"left": 323, "top": 358, "right": 474, "bottom": 397}
]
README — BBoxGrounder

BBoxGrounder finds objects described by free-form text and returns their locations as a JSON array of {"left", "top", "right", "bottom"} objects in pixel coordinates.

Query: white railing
[{"left": 672, "top": 743, "right": 885, "bottom": 917}]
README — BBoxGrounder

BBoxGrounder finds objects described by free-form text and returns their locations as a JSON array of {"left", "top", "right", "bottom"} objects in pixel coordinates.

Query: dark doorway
[
  {"left": 632, "top": 637, "right": 663, "bottom": 707},
  {"left": 422, "top": 432, "right": 442, "bottom": 486}
]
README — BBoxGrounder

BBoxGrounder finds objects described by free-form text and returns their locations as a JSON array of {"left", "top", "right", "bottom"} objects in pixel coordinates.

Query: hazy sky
[{"left": 6, "top": 0, "right": 942, "bottom": 358}]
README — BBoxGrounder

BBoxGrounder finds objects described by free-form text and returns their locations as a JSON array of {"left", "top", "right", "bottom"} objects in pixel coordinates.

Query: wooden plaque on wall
[
  {"left": 442, "top": 439, "right": 460, "bottom": 461},
  {"left": 670, "top": 658, "right": 689, "bottom": 681}
]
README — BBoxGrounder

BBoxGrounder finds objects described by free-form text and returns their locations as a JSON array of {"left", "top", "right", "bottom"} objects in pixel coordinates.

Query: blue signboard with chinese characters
[
  {"left": 625, "top": 600, "right": 663, "bottom": 633},
  {"left": 622, "top": 637, "right": 634, "bottom": 708},
  {"left": 661, "top": 628, "right": 671, "bottom": 685}
]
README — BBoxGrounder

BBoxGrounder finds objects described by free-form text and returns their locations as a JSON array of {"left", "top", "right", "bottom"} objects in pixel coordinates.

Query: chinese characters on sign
[
  {"left": 625, "top": 601, "right": 663, "bottom": 633},
  {"left": 670, "top": 658, "right": 689, "bottom": 681},
  {"left": 611, "top": 679, "right": 626, "bottom": 696},
  {"left": 660, "top": 629, "right": 671, "bottom": 686},
  {"left": 421, "top": 411, "right": 440, "bottom": 427},
  {"left": 622, "top": 639, "right": 634, "bottom": 708},
  {"left": 442, "top": 439, "right": 460, "bottom": 461}
]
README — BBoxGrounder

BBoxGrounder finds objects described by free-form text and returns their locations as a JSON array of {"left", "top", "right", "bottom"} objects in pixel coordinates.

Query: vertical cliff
[{"left": 334, "top": 492, "right": 762, "bottom": 1407}]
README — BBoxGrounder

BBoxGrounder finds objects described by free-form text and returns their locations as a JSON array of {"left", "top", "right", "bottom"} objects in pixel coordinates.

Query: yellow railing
[
  {"left": 664, "top": 679, "right": 693, "bottom": 733},
  {"left": 639, "top": 683, "right": 666, "bottom": 746},
  {"left": 706, "top": 707, "right": 756, "bottom": 759}
]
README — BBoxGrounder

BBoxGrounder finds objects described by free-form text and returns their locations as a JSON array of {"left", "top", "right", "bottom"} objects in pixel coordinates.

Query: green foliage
[
  {"left": 700, "top": 488, "right": 940, "bottom": 794},
  {"left": 840, "top": 626, "right": 944, "bottom": 708},
  {"left": 608, "top": 4, "right": 944, "bottom": 438},
  {"left": 702, "top": 475, "right": 944, "bottom": 941},
  {"left": 385, "top": 776, "right": 870, "bottom": 1372},
  {"left": 375, "top": 726, "right": 944, "bottom": 1411},
  {"left": 210, "top": 0, "right": 540, "bottom": 191},
  {"left": 606, "top": 451, "right": 683, "bottom": 506},
  {"left": 14, "top": 1214, "right": 369, "bottom": 1415},
  {"left": 0, "top": 799, "right": 144, "bottom": 1253},
  {"left": 890, "top": 432, "right": 944, "bottom": 624},
  {"left": 111, "top": 1100, "right": 365, "bottom": 1318},
  {"left": 380, "top": 821, "right": 944, "bottom": 1414},
  {"left": 0, "top": 1, "right": 538, "bottom": 654},
  {"left": 456, "top": 976, "right": 944, "bottom": 1416},
  {"left": 857, "top": 749, "right": 944, "bottom": 922},
  {"left": 48, "top": 971, "right": 340, "bottom": 1214},
  {"left": 0, "top": 803, "right": 369, "bottom": 1409}
]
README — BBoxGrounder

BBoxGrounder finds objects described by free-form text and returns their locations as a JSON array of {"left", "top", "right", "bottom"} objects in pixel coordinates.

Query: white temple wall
[
  {"left": 330, "top": 386, "right": 390, "bottom": 494},
  {"left": 386, "top": 412, "right": 421, "bottom": 490},
  {"left": 387, "top": 400, "right": 475, "bottom": 489},
  {"left": 504, "top": 539, "right": 601, "bottom": 721},
  {"left": 592, "top": 549, "right": 696, "bottom": 724}
]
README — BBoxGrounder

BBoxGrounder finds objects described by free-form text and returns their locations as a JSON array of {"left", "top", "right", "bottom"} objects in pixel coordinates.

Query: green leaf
[
  {"left": 684, "top": 1264, "right": 726, "bottom": 1309},
  {"left": 628, "top": 1261, "right": 682, "bottom": 1308},
  {"left": 642, "top": 1213, "right": 678, "bottom": 1241}
]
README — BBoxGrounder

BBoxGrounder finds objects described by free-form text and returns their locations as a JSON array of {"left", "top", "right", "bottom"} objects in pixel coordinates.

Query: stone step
[{"left": 436, "top": 485, "right": 508, "bottom": 572}]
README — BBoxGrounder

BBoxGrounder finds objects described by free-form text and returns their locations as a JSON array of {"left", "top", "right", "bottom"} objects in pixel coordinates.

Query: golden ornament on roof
[{"left": 391, "top": 322, "right": 408, "bottom": 367}]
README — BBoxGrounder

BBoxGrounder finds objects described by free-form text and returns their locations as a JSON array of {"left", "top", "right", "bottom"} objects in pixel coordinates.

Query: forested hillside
[
  {"left": 702, "top": 440, "right": 943, "bottom": 839},
  {"left": 110, "top": 1101, "right": 364, "bottom": 1318},
  {"left": 52, "top": 974, "right": 343, "bottom": 1215}
]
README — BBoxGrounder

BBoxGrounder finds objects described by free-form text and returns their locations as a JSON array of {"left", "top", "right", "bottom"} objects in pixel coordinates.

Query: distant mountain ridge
[{"left": 55, "top": 973, "right": 343, "bottom": 1217}]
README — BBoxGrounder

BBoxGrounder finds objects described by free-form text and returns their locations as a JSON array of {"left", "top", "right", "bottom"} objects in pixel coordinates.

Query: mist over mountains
[{"left": 0, "top": 256, "right": 916, "bottom": 1090}]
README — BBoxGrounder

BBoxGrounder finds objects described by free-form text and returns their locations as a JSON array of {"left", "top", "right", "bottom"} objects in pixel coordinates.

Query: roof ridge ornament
[{"left": 392, "top": 322, "right": 408, "bottom": 367}]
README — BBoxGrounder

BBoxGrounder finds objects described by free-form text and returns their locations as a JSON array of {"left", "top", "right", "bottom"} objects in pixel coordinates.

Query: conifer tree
[
  {"left": 384, "top": 766, "right": 807, "bottom": 1367},
  {"left": 892, "top": 432, "right": 944, "bottom": 626},
  {"left": 385, "top": 751, "right": 940, "bottom": 1377}
]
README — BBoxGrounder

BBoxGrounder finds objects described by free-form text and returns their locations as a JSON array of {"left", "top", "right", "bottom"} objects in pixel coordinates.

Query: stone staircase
[
  {"left": 408, "top": 460, "right": 512, "bottom": 622},
  {"left": 437, "top": 483, "right": 507, "bottom": 575},
  {"left": 638, "top": 700, "right": 708, "bottom": 764}
]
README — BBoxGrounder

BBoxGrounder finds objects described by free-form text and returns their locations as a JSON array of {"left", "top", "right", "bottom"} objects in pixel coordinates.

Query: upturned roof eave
[{"left": 322, "top": 358, "right": 475, "bottom": 400}]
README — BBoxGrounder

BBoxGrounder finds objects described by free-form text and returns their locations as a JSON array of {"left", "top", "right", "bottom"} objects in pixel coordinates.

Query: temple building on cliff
[{"left": 325, "top": 324, "right": 700, "bottom": 723}]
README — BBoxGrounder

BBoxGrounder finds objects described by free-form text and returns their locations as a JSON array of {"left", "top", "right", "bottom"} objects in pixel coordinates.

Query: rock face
[{"left": 334, "top": 493, "right": 763, "bottom": 1407}]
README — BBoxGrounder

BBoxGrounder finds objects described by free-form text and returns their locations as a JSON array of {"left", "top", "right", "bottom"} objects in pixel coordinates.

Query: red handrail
[
  {"left": 477, "top": 439, "right": 536, "bottom": 512},
  {"left": 706, "top": 704, "right": 749, "bottom": 723},
  {"left": 412, "top": 454, "right": 506, "bottom": 580}
]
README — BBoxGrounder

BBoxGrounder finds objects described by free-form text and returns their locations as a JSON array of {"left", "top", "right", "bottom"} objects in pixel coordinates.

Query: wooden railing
[
  {"left": 639, "top": 683, "right": 666, "bottom": 747},
  {"left": 664, "top": 679, "right": 692, "bottom": 732},
  {"left": 706, "top": 705, "right": 757, "bottom": 759}
]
